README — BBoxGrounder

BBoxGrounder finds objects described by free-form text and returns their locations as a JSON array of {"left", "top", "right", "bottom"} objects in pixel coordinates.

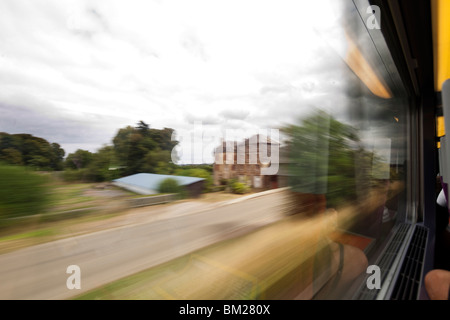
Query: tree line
[
  {"left": 0, "top": 121, "right": 215, "bottom": 224},
  {"left": 0, "top": 132, "right": 65, "bottom": 170},
  {"left": 0, "top": 121, "right": 212, "bottom": 188},
  {"left": 63, "top": 121, "right": 182, "bottom": 182}
]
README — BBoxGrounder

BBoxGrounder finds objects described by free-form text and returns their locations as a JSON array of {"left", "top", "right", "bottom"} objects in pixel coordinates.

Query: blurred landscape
[
  {"left": 0, "top": 168, "right": 252, "bottom": 255},
  {"left": 0, "top": 0, "right": 408, "bottom": 300}
]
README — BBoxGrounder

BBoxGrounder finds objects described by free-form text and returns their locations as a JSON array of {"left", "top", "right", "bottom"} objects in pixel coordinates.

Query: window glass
[
  {"left": 0, "top": 0, "right": 410, "bottom": 300},
  {"left": 149, "top": 0, "right": 408, "bottom": 299}
]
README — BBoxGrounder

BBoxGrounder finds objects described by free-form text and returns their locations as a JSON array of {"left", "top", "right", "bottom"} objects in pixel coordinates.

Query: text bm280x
[{"left": 179, "top": 304, "right": 270, "bottom": 317}]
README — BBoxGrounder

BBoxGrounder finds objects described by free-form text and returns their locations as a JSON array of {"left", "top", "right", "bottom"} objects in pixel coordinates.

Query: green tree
[
  {"left": 0, "top": 148, "right": 23, "bottom": 165},
  {"left": 65, "top": 149, "right": 94, "bottom": 170},
  {"left": 283, "top": 110, "right": 370, "bottom": 209},
  {"left": 28, "top": 155, "right": 51, "bottom": 169},
  {"left": 86, "top": 146, "right": 119, "bottom": 182},
  {"left": 50, "top": 143, "right": 65, "bottom": 170},
  {"left": 154, "top": 161, "right": 175, "bottom": 175},
  {"left": 19, "top": 134, "right": 53, "bottom": 167},
  {"left": 149, "top": 127, "right": 177, "bottom": 151},
  {"left": 0, "top": 132, "right": 13, "bottom": 150},
  {"left": 113, "top": 126, "right": 150, "bottom": 174},
  {"left": 112, "top": 123, "right": 178, "bottom": 175},
  {"left": 0, "top": 132, "right": 65, "bottom": 171},
  {"left": 136, "top": 120, "right": 150, "bottom": 136},
  {"left": 142, "top": 148, "right": 174, "bottom": 174},
  {"left": 63, "top": 146, "right": 120, "bottom": 182}
]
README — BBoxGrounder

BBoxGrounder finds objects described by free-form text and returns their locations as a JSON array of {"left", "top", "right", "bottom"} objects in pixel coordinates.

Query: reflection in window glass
[
  {"left": 167, "top": 0, "right": 408, "bottom": 300},
  {"left": 189, "top": 0, "right": 407, "bottom": 299}
]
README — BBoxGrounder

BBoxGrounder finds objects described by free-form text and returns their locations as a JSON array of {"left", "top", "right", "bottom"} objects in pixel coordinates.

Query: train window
[
  {"left": 275, "top": 1, "right": 411, "bottom": 299},
  {"left": 0, "top": 0, "right": 416, "bottom": 301}
]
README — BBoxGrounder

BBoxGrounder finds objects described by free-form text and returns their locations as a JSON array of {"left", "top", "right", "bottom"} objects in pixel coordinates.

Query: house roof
[
  {"left": 215, "top": 135, "right": 281, "bottom": 154},
  {"left": 113, "top": 173, "right": 204, "bottom": 195}
]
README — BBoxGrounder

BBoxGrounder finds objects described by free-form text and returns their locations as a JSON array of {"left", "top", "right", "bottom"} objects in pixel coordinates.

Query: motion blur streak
[{"left": 92, "top": 183, "right": 403, "bottom": 300}]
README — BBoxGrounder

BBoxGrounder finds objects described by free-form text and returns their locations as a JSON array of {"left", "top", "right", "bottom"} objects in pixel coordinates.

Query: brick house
[{"left": 213, "top": 134, "right": 290, "bottom": 190}]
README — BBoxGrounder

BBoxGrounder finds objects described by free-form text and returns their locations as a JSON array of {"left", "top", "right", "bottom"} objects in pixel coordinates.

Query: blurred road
[{"left": 0, "top": 188, "right": 289, "bottom": 299}]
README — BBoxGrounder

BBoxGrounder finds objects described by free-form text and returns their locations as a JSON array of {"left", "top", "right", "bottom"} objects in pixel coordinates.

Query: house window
[{"left": 253, "top": 176, "right": 261, "bottom": 188}]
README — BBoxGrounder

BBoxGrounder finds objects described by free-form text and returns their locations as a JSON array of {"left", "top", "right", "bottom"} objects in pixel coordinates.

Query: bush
[
  {"left": 231, "top": 181, "right": 250, "bottom": 194},
  {"left": 174, "top": 168, "right": 213, "bottom": 193},
  {"left": 158, "top": 178, "right": 182, "bottom": 194},
  {"left": 0, "top": 164, "right": 51, "bottom": 221}
]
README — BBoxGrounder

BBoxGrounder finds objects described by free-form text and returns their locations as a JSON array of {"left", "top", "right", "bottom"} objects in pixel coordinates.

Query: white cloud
[{"left": 0, "top": 0, "right": 373, "bottom": 160}]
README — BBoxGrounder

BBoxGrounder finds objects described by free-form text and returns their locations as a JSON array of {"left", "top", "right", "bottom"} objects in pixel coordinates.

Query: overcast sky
[{"left": 0, "top": 0, "right": 384, "bottom": 163}]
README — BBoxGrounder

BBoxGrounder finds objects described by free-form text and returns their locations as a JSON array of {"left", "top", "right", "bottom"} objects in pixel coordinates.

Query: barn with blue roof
[{"left": 112, "top": 173, "right": 205, "bottom": 198}]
